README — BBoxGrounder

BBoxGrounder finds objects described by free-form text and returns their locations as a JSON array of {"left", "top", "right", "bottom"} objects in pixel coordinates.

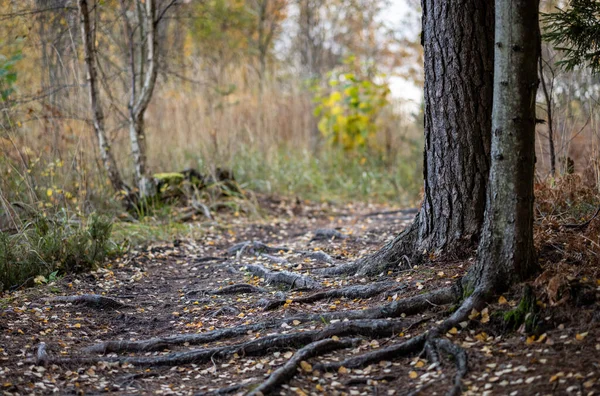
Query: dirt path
[{"left": 1, "top": 201, "right": 598, "bottom": 395}]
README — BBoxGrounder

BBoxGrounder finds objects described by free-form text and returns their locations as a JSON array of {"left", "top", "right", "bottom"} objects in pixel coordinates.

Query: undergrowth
[
  {"left": 0, "top": 213, "right": 115, "bottom": 291},
  {"left": 229, "top": 146, "right": 422, "bottom": 205}
]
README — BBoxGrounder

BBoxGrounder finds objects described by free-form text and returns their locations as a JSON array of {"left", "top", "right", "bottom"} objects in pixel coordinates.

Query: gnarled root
[
  {"left": 248, "top": 338, "right": 361, "bottom": 396},
  {"left": 39, "top": 319, "right": 410, "bottom": 367},
  {"left": 261, "top": 281, "right": 398, "bottom": 311},
  {"left": 84, "top": 285, "right": 460, "bottom": 354},
  {"left": 243, "top": 264, "right": 320, "bottom": 289},
  {"left": 313, "top": 334, "right": 427, "bottom": 371},
  {"left": 227, "top": 241, "right": 290, "bottom": 256},
  {"left": 44, "top": 294, "right": 127, "bottom": 309},
  {"left": 317, "top": 223, "right": 417, "bottom": 277},
  {"left": 39, "top": 280, "right": 484, "bottom": 395},
  {"left": 186, "top": 283, "right": 267, "bottom": 297}
]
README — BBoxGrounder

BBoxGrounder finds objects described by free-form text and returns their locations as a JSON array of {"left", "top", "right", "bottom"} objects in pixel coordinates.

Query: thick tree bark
[
  {"left": 417, "top": 0, "right": 494, "bottom": 255},
  {"left": 355, "top": 0, "right": 494, "bottom": 275},
  {"left": 468, "top": 0, "right": 540, "bottom": 292},
  {"left": 77, "top": 0, "right": 129, "bottom": 195}
]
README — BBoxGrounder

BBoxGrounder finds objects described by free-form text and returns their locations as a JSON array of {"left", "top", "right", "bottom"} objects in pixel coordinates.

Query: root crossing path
[{"left": 1, "top": 202, "right": 596, "bottom": 395}]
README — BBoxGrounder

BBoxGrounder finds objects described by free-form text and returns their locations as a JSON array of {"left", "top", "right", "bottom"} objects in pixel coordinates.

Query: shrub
[
  {"left": 312, "top": 57, "right": 391, "bottom": 151},
  {"left": 0, "top": 214, "right": 114, "bottom": 291}
]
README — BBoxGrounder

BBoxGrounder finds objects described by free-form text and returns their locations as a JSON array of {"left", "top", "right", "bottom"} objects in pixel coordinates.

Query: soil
[{"left": 1, "top": 197, "right": 599, "bottom": 395}]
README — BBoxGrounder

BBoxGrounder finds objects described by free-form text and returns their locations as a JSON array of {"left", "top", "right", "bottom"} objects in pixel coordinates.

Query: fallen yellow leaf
[
  {"left": 300, "top": 361, "right": 312, "bottom": 373},
  {"left": 468, "top": 309, "right": 480, "bottom": 320}
]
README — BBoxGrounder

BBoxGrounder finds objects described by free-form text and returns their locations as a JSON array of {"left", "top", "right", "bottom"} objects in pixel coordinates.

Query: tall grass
[{"left": 1, "top": 62, "right": 424, "bottom": 218}]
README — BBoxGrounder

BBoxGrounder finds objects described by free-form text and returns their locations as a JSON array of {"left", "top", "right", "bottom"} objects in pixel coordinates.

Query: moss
[
  {"left": 153, "top": 172, "right": 185, "bottom": 184},
  {"left": 462, "top": 284, "right": 475, "bottom": 301},
  {"left": 503, "top": 285, "right": 540, "bottom": 333}
]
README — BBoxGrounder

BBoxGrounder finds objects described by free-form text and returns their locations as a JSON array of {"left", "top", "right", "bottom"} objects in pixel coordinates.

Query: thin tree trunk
[
  {"left": 355, "top": 0, "right": 494, "bottom": 276},
  {"left": 128, "top": 0, "right": 159, "bottom": 198},
  {"left": 538, "top": 55, "right": 556, "bottom": 177},
  {"left": 77, "top": 0, "right": 128, "bottom": 194},
  {"left": 468, "top": 0, "right": 540, "bottom": 292}
]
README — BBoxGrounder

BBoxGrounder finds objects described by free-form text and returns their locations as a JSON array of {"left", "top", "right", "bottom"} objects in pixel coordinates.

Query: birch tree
[
  {"left": 119, "top": 0, "right": 161, "bottom": 199},
  {"left": 77, "top": 0, "right": 129, "bottom": 196}
]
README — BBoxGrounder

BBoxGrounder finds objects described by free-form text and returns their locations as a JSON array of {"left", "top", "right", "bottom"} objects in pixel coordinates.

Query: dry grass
[{"left": 1, "top": 62, "right": 423, "bottom": 229}]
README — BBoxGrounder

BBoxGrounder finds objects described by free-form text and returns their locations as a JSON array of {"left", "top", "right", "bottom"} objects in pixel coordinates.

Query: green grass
[
  {"left": 228, "top": 146, "right": 422, "bottom": 206},
  {"left": 0, "top": 214, "right": 115, "bottom": 291}
]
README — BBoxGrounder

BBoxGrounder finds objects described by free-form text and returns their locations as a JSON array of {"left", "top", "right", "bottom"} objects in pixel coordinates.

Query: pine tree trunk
[
  {"left": 468, "top": 0, "right": 540, "bottom": 292},
  {"left": 417, "top": 0, "right": 495, "bottom": 255},
  {"left": 355, "top": 0, "right": 494, "bottom": 276}
]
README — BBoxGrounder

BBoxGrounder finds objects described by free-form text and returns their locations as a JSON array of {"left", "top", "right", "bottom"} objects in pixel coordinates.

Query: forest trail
[{"left": 1, "top": 200, "right": 598, "bottom": 395}]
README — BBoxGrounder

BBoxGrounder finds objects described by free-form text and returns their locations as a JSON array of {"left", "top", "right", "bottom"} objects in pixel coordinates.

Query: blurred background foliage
[{"left": 0, "top": 0, "right": 424, "bottom": 219}]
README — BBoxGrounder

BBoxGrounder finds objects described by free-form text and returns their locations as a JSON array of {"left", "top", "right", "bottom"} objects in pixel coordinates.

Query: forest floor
[{"left": 1, "top": 196, "right": 599, "bottom": 396}]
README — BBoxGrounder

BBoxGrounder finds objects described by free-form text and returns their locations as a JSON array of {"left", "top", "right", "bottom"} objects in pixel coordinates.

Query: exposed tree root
[
  {"left": 354, "top": 224, "right": 417, "bottom": 276},
  {"left": 209, "top": 306, "right": 240, "bottom": 317},
  {"left": 299, "top": 250, "right": 334, "bottom": 264},
  {"left": 227, "top": 241, "right": 290, "bottom": 256},
  {"left": 34, "top": 276, "right": 486, "bottom": 395},
  {"left": 36, "top": 342, "right": 48, "bottom": 365},
  {"left": 382, "top": 283, "right": 410, "bottom": 299},
  {"left": 186, "top": 284, "right": 267, "bottom": 297},
  {"left": 260, "top": 253, "right": 289, "bottom": 265},
  {"left": 311, "top": 288, "right": 486, "bottom": 395},
  {"left": 313, "top": 334, "right": 427, "bottom": 371},
  {"left": 428, "top": 338, "right": 468, "bottom": 396},
  {"left": 84, "top": 285, "right": 460, "bottom": 354},
  {"left": 44, "top": 294, "right": 127, "bottom": 309},
  {"left": 193, "top": 256, "right": 227, "bottom": 264},
  {"left": 196, "top": 382, "right": 252, "bottom": 396},
  {"left": 309, "top": 228, "right": 347, "bottom": 242},
  {"left": 39, "top": 319, "right": 409, "bottom": 367},
  {"left": 243, "top": 264, "right": 320, "bottom": 289},
  {"left": 317, "top": 223, "right": 418, "bottom": 277},
  {"left": 84, "top": 318, "right": 294, "bottom": 354},
  {"left": 248, "top": 338, "right": 362, "bottom": 396},
  {"left": 344, "top": 374, "right": 397, "bottom": 385},
  {"left": 316, "top": 261, "right": 362, "bottom": 276},
  {"left": 261, "top": 281, "right": 398, "bottom": 311}
]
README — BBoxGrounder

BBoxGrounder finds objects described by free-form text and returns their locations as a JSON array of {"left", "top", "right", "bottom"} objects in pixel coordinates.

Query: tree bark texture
[
  {"left": 469, "top": 0, "right": 540, "bottom": 292},
  {"left": 417, "top": 0, "right": 495, "bottom": 255},
  {"left": 355, "top": 0, "right": 494, "bottom": 275},
  {"left": 128, "top": 0, "right": 159, "bottom": 198},
  {"left": 77, "top": 0, "right": 129, "bottom": 194}
]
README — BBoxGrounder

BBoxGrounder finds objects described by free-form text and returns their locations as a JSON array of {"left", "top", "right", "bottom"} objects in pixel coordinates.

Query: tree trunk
[
  {"left": 129, "top": 0, "right": 159, "bottom": 199},
  {"left": 468, "top": 0, "right": 540, "bottom": 292},
  {"left": 77, "top": 0, "right": 129, "bottom": 195},
  {"left": 355, "top": 0, "right": 494, "bottom": 276},
  {"left": 538, "top": 55, "right": 556, "bottom": 177}
]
